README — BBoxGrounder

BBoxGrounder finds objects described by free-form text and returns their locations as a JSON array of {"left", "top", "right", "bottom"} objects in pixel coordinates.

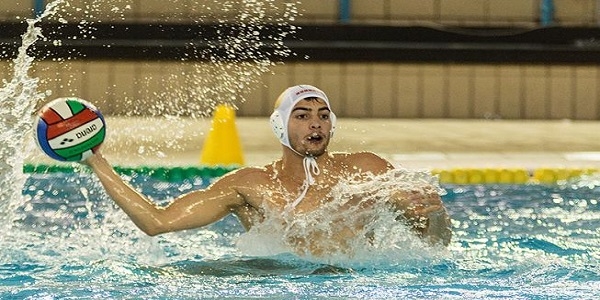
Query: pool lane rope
[
  {"left": 431, "top": 167, "right": 599, "bottom": 184},
  {"left": 22, "top": 164, "right": 599, "bottom": 185},
  {"left": 23, "top": 163, "right": 237, "bottom": 183}
]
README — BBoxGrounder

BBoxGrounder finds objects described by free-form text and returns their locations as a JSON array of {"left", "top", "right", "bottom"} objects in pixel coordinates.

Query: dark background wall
[{"left": 1, "top": 0, "right": 600, "bottom": 119}]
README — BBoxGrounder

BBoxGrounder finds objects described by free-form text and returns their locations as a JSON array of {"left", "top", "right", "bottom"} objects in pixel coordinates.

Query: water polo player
[{"left": 84, "top": 84, "right": 452, "bottom": 256}]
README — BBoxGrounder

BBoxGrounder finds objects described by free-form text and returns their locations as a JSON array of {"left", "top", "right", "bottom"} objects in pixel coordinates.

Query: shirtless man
[{"left": 86, "top": 84, "right": 452, "bottom": 255}]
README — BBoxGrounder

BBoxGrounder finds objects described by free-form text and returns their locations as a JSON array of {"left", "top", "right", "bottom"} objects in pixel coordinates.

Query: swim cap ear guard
[
  {"left": 269, "top": 110, "right": 336, "bottom": 144},
  {"left": 269, "top": 85, "right": 336, "bottom": 150},
  {"left": 270, "top": 110, "right": 286, "bottom": 141}
]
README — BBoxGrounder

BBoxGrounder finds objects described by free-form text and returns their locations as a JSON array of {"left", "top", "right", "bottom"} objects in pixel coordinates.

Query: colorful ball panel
[{"left": 34, "top": 97, "right": 106, "bottom": 162}]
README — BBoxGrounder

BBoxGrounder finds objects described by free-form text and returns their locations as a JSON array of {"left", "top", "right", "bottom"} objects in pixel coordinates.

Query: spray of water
[
  {"left": 0, "top": 0, "right": 445, "bottom": 270},
  {"left": 0, "top": 0, "right": 299, "bottom": 265},
  {"left": 29, "top": 0, "right": 298, "bottom": 119},
  {"left": 236, "top": 168, "right": 449, "bottom": 268},
  {"left": 143, "top": 0, "right": 298, "bottom": 118},
  {"left": 27, "top": 0, "right": 299, "bottom": 160},
  {"left": 0, "top": 0, "right": 66, "bottom": 225}
]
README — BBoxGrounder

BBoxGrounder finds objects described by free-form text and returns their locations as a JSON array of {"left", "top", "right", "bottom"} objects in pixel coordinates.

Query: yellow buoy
[
  {"left": 468, "top": 169, "right": 485, "bottom": 184},
  {"left": 483, "top": 168, "right": 499, "bottom": 184},
  {"left": 435, "top": 169, "right": 454, "bottom": 184},
  {"left": 512, "top": 169, "right": 530, "bottom": 184},
  {"left": 452, "top": 168, "right": 469, "bottom": 184},
  {"left": 200, "top": 104, "right": 244, "bottom": 166},
  {"left": 498, "top": 169, "right": 514, "bottom": 184}
]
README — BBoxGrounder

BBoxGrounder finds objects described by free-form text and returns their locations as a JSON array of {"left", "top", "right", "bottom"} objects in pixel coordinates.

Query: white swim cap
[{"left": 269, "top": 84, "right": 336, "bottom": 149}]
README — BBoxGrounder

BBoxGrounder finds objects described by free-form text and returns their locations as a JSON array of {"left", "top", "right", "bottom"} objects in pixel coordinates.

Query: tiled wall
[
  {"left": 1, "top": 0, "right": 598, "bottom": 25},
  {"left": 3, "top": 60, "right": 598, "bottom": 120}
]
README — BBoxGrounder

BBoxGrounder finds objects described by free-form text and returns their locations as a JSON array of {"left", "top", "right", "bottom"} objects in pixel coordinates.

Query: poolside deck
[{"left": 26, "top": 117, "right": 600, "bottom": 172}]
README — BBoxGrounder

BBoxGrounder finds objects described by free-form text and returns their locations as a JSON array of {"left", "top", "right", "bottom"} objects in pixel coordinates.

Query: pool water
[{"left": 1, "top": 172, "right": 599, "bottom": 299}]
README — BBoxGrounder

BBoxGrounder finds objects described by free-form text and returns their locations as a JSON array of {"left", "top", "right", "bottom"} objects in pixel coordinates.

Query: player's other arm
[
  {"left": 85, "top": 152, "right": 246, "bottom": 236},
  {"left": 350, "top": 152, "right": 452, "bottom": 246},
  {"left": 392, "top": 187, "right": 452, "bottom": 246}
]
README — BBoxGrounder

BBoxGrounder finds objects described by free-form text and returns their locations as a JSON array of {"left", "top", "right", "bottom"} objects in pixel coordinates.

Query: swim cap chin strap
[{"left": 289, "top": 156, "right": 320, "bottom": 208}]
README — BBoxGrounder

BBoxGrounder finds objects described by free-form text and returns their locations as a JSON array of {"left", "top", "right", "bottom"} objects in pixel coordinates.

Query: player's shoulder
[
  {"left": 219, "top": 163, "right": 276, "bottom": 183},
  {"left": 332, "top": 150, "right": 387, "bottom": 163},
  {"left": 332, "top": 151, "right": 393, "bottom": 174}
]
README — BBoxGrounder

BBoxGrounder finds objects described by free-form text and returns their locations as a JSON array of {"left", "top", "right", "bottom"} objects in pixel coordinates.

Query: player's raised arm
[{"left": 85, "top": 152, "right": 247, "bottom": 236}]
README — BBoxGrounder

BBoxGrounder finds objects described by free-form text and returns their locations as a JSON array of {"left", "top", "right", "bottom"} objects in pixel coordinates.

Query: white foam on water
[{"left": 236, "top": 168, "right": 451, "bottom": 268}]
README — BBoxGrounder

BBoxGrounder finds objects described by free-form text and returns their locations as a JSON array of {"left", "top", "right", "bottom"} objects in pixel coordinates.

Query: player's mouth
[{"left": 306, "top": 132, "right": 324, "bottom": 143}]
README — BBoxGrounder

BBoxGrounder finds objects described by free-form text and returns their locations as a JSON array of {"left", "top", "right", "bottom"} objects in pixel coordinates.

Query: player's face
[{"left": 287, "top": 98, "right": 333, "bottom": 157}]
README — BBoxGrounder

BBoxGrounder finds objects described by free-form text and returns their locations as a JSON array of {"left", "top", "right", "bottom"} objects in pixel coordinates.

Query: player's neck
[{"left": 280, "top": 148, "right": 330, "bottom": 175}]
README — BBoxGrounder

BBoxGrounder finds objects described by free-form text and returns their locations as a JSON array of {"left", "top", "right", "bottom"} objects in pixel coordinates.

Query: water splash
[
  {"left": 25, "top": 0, "right": 299, "bottom": 161},
  {"left": 0, "top": 0, "right": 300, "bottom": 262},
  {"left": 29, "top": 0, "right": 298, "bottom": 119},
  {"left": 0, "top": 0, "right": 65, "bottom": 225},
  {"left": 1, "top": 0, "right": 298, "bottom": 208},
  {"left": 236, "top": 168, "right": 449, "bottom": 268},
  {"left": 142, "top": 0, "right": 298, "bottom": 118}
]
